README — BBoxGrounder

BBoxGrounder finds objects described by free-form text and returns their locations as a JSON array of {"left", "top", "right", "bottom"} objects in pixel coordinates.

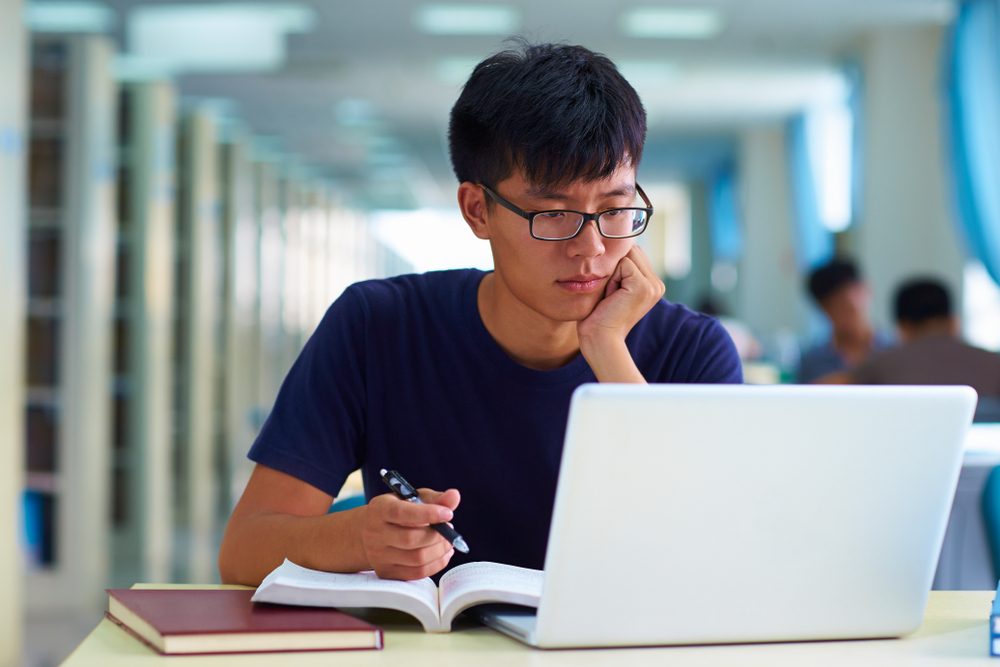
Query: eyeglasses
[{"left": 479, "top": 183, "right": 654, "bottom": 241}]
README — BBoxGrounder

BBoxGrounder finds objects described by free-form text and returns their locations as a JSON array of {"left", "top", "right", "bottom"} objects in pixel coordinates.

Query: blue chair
[
  {"left": 981, "top": 465, "right": 1000, "bottom": 581},
  {"left": 329, "top": 494, "right": 366, "bottom": 513}
]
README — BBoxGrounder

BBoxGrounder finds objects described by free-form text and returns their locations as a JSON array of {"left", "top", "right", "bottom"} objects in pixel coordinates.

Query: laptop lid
[{"left": 530, "top": 384, "right": 976, "bottom": 649}]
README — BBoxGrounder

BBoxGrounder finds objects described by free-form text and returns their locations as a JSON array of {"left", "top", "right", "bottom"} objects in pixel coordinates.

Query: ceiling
[{"left": 89, "top": 0, "right": 954, "bottom": 206}]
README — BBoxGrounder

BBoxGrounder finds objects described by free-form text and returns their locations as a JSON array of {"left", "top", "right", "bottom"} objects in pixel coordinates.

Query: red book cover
[{"left": 106, "top": 589, "right": 383, "bottom": 655}]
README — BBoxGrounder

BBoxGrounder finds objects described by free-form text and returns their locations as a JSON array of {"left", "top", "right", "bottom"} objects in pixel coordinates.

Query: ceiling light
[
  {"left": 621, "top": 7, "right": 723, "bottom": 39},
  {"left": 25, "top": 1, "right": 115, "bottom": 33},
  {"left": 414, "top": 4, "right": 520, "bottom": 36},
  {"left": 127, "top": 3, "right": 315, "bottom": 73}
]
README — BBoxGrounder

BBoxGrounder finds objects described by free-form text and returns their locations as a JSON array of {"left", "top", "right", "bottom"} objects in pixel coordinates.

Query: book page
[
  {"left": 252, "top": 560, "right": 445, "bottom": 632},
  {"left": 438, "top": 561, "right": 543, "bottom": 630}
]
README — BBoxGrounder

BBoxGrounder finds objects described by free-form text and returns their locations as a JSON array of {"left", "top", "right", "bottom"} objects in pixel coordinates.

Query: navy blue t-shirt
[{"left": 248, "top": 269, "right": 742, "bottom": 571}]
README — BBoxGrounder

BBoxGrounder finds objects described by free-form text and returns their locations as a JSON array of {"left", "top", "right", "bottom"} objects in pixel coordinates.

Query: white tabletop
[{"left": 64, "top": 590, "right": 996, "bottom": 666}]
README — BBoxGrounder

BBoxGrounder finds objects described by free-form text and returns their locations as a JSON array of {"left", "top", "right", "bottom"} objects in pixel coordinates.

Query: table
[{"left": 64, "top": 590, "right": 995, "bottom": 666}]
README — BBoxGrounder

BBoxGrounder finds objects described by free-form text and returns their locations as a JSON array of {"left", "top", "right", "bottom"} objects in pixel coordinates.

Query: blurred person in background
[
  {"left": 796, "top": 257, "right": 892, "bottom": 383},
  {"left": 849, "top": 277, "right": 1000, "bottom": 410}
]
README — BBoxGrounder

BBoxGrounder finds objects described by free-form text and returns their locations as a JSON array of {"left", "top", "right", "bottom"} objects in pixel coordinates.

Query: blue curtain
[
  {"left": 787, "top": 115, "right": 834, "bottom": 270},
  {"left": 845, "top": 60, "right": 865, "bottom": 232},
  {"left": 944, "top": 0, "right": 1000, "bottom": 286},
  {"left": 708, "top": 163, "right": 743, "bottom": 262}
]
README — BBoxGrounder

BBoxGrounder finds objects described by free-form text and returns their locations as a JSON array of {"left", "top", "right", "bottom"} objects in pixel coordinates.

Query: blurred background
[{"left": 2, "top": 0, "right": 1000, "bottom": 664}]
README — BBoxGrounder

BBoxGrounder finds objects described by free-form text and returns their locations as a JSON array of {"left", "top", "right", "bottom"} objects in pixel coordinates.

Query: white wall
[
  {"left": 0, "top": 1, "right": 26, "bottom": 664},
  {"left": 736, "top": 125, "right": 808, "bottom": 339},
  {"left": 854, "top": 26, "right": 966, "bottom": 330}
]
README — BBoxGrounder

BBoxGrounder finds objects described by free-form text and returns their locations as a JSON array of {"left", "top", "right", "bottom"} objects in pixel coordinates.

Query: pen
[{"left": 379, "top": 468, "right": 470, "bottom": 554}]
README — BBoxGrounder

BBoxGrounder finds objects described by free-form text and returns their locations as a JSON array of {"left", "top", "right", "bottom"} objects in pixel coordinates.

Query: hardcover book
[{"left": 106, "top": 588, "right": 383, "bottom": 654}]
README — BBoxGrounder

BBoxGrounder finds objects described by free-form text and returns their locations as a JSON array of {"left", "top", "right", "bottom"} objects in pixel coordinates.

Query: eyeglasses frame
[{"left": 479, "top": 183, "right": 654, "bottom": 241}]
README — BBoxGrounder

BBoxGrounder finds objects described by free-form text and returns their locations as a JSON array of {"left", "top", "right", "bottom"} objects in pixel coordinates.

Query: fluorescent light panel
[
  {"left": 621, "top": 7, "right": 723, "bottom": 39},
  {"left": 415, "top": 4, "right": 519, "bottom": 35},
  {"left": 128, "top": 3, "right": 315, "bottom": 72},
  {"left": 25, "top": 1, "right": 115, "bottom": 33}
]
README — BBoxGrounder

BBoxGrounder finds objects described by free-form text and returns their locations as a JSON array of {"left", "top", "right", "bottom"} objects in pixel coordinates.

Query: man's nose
[{"left": 567, "top": 220, "right": 605, "bottom": 257}]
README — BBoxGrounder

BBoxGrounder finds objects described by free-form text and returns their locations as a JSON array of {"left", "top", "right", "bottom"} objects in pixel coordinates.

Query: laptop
[{"left": 477, "top": 384, "right": 977, "bottom": 648}]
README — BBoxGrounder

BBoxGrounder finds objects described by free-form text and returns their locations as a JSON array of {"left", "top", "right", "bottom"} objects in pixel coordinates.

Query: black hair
[
  {"left": 448, "top": 39, "right": 646, "bottom": 189},
  {"left": 894, "top": 277, "right": 953, "bottom": 324},
  {"left": 806, "top": 257, "right": 861, "bottom": 304}
]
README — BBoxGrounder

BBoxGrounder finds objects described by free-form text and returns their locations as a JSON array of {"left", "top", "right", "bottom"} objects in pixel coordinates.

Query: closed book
[{"left": 106, "top": 588, "right": 383, "bottom": 655}]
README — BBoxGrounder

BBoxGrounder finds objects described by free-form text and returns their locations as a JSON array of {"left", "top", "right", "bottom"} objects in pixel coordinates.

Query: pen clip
[{"left": 381, "top": 468, "right": 419, "bottom": 500}]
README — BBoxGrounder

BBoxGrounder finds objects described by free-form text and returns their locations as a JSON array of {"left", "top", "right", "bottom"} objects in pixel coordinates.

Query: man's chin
[{"left": 551, "top": 296, "right": 602, "bottom": 323}]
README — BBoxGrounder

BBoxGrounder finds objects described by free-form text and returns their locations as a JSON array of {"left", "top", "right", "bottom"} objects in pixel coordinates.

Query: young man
[
  {"left": 796, "top": 257, "right": 892, "bottom": 384},
  {"left": 219, "top": 42, "right": 742, "bottom": 586}
]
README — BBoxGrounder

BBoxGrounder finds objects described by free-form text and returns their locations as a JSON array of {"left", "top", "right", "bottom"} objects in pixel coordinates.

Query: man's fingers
[
  {"left": 383, "top": 541, "right": 454, "bottom": 569},
  {"left": 418, "top": 487, "right": 461, "bottom": 511},
  {"left": 627, "top": 245, "right": 656, "bottom": 276},
  {"left": 375, "top": 546, "right": 455, "bottom": 581},
  {"left": 379, "top": 495, "right": 453, "bottom": 527},
  {"left": 381, "top": 523, "right": 445, "bottom": 550},
  {"left": 626, "top": 246, "right": 665, "bottom": 298}
]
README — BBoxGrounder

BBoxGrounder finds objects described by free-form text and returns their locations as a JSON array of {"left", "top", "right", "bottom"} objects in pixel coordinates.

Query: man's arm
[
  {"left": 577, "top": 245, "right": 665, "bottom": 383},
  {"left": 219, "top": 464, "right": 460, "bottom": 585}
]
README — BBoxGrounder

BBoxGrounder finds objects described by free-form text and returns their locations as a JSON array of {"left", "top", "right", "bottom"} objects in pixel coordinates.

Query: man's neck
[{"left": 477, "top": 273, "right": 580, "bottom": 371}]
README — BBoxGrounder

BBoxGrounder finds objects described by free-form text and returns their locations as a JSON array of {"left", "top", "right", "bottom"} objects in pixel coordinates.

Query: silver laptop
[{"left": 478, "top": 384, "right": 976, "bottom": 648}]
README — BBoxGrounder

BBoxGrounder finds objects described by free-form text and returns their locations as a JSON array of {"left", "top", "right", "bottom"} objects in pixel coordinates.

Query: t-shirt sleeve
[
  {"left": 687, "top": 317, "right": 744, "bottom": 383},
  {"left": 247, "top": 285, "right": 368, "bottom": 498}
]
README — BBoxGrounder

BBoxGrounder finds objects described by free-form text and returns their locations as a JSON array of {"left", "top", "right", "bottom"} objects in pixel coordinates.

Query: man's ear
[{"left": 457, "top": 182, "right": 491, "bottom": 240}]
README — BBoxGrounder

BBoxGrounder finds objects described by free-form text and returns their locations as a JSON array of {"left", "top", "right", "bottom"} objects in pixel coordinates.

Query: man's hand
[
  {"left": 360, "top": 488, "right": 461, "bottom": 580},
  {"left": 577, "top": 246, "right": 665, "bottom": 380}
]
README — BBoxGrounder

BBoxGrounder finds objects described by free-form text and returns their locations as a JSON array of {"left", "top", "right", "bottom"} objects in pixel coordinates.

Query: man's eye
[{"left": 538, "top": 212, "right": 568, "bottom": 220}]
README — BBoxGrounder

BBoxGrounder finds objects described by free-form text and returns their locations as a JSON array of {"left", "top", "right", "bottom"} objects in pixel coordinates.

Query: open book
[{"left": 252, "top": 559, "right": 543, "bottom": 633}]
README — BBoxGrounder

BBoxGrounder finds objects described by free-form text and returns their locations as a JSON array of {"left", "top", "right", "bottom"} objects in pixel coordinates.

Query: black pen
[{"left": 379, "top": 468, "right": 470, "bottom": 554}]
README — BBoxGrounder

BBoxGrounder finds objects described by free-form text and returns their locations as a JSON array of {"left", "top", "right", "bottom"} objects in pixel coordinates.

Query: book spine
[{"left": 991, "top": 613, "right": 1000, "bottom": 657}]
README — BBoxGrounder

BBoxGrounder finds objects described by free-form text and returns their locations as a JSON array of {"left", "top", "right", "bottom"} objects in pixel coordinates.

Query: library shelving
[
  {"left": 110, "top": 79, "right": 177, "bottom": 587},
  {"left": 24, "top": 34, "right": 118, "bottom": 612},
  {"left": 173, "top": 106, "right": 223, "bottom": 583},
  {"left": 278, "top": 172, "right": 308, "bottom": 373},
  {"left": 1, "top": 2, "right": 27, "bottom": 660},
  {"left": 219, "top": 133, "right": 260, "bottom": 509},
  {"left": 253, "top": 160, "right": 288, "bottom": 415}
]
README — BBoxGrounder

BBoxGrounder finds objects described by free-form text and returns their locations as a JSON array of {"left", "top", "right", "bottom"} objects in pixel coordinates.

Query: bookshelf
[
  {"left": 24, "top": 34, "right": 118, "bottom": 612},
  {"left": 1, "top": 2, "right": 27, "bottom": 661},
  {"left": 173, "top": 107, "right": 223, "bottom": 583},
  {"left": 279, "top": 173, "right": 307, "bottom": 371},
  {"left": 110, "top": 80, "right": 177, "bottom": 587},
  {"left": 219, "top": 134, "right": 260, "bottom": 509},
  {"left": 303, "top": 182, "right": 333, "bottom": 328},
  {"left": 254, "top": 160, "right": 287, "bottom": 415}
]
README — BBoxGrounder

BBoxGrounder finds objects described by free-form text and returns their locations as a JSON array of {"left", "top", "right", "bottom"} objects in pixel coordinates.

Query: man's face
[
  {"left": 479, "top": 164, "right": 640, "bottom": 324},
  {"left": 821, "top": 282, "right": 871, "bottom": 335}
]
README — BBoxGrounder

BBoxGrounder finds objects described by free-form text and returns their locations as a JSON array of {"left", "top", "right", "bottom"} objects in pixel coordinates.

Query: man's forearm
[
  {"left": 579, "top": 334, "right": 647, "bottom": 383},
  {"left": 218, "top": 506, "right": 370, "bottom": 586}
]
